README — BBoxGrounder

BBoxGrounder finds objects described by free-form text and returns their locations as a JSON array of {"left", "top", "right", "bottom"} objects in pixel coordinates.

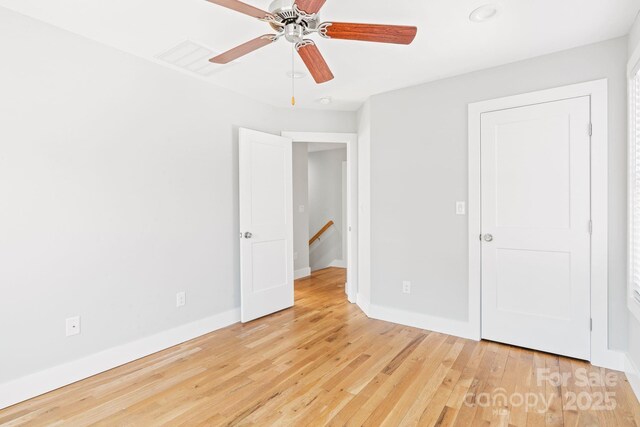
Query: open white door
[
  {"left": 239, "top": 128, "right": 294, "bottom": 323},
  {"left": 480, "top": 97, "right": 591, "bottom": 360}
]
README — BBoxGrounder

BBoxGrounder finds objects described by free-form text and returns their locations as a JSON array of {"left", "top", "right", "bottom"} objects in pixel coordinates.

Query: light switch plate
[
  {"left": 456, "top": 201, "right": 466, "bottom": 215},
  {"left": 298, "top": 205, "right": 305, "bottom": 213},
  {"left": 402, "top": 281, "right": 411, "bottom": 294},
  {"left": 176, "top": 291, "right": 186, "bottom": 307}
]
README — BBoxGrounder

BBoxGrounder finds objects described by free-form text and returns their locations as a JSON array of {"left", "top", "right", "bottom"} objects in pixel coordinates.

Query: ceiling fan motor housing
[
  {"left": 268, "top": 0, "right": 319, "bottom": 36},
  {"left": 269, "top": 0, "right": 297, "bottom": 19}
]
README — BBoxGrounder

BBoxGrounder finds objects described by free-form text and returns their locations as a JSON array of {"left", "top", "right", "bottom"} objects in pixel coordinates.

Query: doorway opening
[
  {"left": 292, "top": 141, "right": 348, "bottom": 299},
  {"left": 283, "top": 131, "right": 358, "bottom": 304}
]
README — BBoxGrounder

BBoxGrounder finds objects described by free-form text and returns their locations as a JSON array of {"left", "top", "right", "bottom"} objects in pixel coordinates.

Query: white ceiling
[{"left": 1, "top": 0, "right": 637, "bottom": 111}]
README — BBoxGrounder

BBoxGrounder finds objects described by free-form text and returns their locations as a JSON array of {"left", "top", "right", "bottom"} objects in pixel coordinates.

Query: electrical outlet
[
  {"left": 176, "top": 291, "right": 186, "bottom": 307},
  {"left": 402, "top": 281, "right": 411, "bottom": 294},
  {"left": 66, "top": 316, "right": 81, "bottom": 336},
  {"left": 294, "top": 252, "right": 298, "bottom": 260},
  {"left": 456, "top": 201, "right": 466, "bottom": 215}
]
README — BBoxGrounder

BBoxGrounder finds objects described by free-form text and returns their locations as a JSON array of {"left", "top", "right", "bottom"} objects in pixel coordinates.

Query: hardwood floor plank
[
  {"left": 487, "top": 347, "right": 520, "bottom": 426},
  {"left": 525, "top": 352, "right": 547, "bottom": 427},
  {"left": 378, "top": 334, "right": 452, "bottom": 418},
  {"left": 414, "top": 341, "right": 466, "bottom": 426},
  {"left": 435, "top": 349, "right": 487, "bottom": 427},
  {"left": 542, "top": 354, "right": 564, "bottom": 426},
  {"left": 452, "top": 343, "right": 497, "bottom": 427},
  {"left": 472, "top": 342, "right": 510, "bottom": 425},
  {"left": 506, "top": 348, "right": 533, "bottom": 427}
]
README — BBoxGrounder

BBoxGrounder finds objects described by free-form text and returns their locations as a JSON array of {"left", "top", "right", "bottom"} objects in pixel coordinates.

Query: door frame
[
  {"left": 468, "top": 79, "right": 621, "bottom": 369},
  {"left": 282, "top": 131, "right": 358, "bottom": 303}
]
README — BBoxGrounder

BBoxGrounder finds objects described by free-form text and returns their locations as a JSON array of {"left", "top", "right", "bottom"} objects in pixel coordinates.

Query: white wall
[
  {"left": 0, "top": 7, "right": 355, "bottom": 385},
  {"left": 292, "top": 143, "right": 310, "bottom": 273},
  {"left": 308, "top": 148, "right": 347, "bottom": 271},
  {"left": 364, "top": 36, "right": 629, "bottom": 349},
  {"left": 630, "top": 11, "right": 640, "bottom": 57}
]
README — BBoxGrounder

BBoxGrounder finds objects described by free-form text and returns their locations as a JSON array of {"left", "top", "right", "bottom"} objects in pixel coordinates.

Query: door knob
[
  {"left": 483, "top": 234, "right": 493, "bottom": 242},
  {"left": 244, "top": 232, "right": 253, "bottom": 239}
]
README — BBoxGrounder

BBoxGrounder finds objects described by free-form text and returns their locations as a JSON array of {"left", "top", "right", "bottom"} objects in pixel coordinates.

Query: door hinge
[
  {"left": 590, "top": 318, "right": 593, "bottom": 331},
  {"left": 479, "top": 233, "right": 482, "bottom": 241},
  {"left": 588, "top": 123, "right": 593, "bottom": 137},
  {"left": 588, "top": 220, "right": 593, "bottom": 235}
]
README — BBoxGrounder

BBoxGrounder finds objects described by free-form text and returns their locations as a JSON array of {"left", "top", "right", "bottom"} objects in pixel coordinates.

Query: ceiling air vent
[{"left": 155, "top": 40, "right": 224, "bottom": 77}]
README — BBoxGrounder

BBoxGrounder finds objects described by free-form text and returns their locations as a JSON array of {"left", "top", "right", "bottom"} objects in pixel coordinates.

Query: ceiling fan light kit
[{"left": 206, "top": 0, "right": 417, "bottom": 85}]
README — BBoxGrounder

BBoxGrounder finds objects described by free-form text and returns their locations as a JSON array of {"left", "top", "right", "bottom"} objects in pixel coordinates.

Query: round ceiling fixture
[
  {"left": 469, "top": 4, "right": 499, "bottom": 23},
  {"left": 286, "top": 71, "right": 306, "bottom": 79},
  {"left": 318, "top": 97, "right": 332, "bottom": 105}
]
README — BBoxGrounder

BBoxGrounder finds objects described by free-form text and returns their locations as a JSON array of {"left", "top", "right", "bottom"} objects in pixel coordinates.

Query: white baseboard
[
  {"left": 625, "top": 354, "right": 640, "bottom": 403},
  {"left": 294, "top": 267, "right": 311, "bottom": 280},
  {"left": 0, "top": 308, "right": 240, "bottom": 410},
  {"left": 356, "top": 293, "right": 370, "bottom": 316},
  {"left": 368, "top": 304, "right": 478, "bottom": 341},
  {"left": 345, "top": 282, "right": 356, "bottom": 303},
  {"left": 591, "top": 349, "right": 625, "bottom": 371},
  {"left": 329, "top": 259, "right": 347, "bottom": 268}
]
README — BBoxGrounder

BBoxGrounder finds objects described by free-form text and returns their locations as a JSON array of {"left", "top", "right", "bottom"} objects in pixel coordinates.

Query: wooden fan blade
[
  {"left": 206, "top": 0, "right": 274, "bottom": 20},
  {"left": 294, "top": 0, "right": 326, "bottom": 14},
  {"left": 209, "top": 35, "right": 276, "bottom": 64},
  {"left": 296, "top": 42, "right": 334, "bottom": 84},
  {"left": 322, "top": 22, "right": 417, "bottom": 45}
]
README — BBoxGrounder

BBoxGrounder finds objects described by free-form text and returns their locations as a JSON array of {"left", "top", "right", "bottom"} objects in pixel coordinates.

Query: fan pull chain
[{"left": 291, "top": 43, "right": 296, "bottom": 107}]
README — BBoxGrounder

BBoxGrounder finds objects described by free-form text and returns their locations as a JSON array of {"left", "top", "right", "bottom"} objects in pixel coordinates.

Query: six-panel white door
[
  {"left": 481, "top": 97, "right": 591, "bottom": 360},
  {"left": 239, "top": 128, "right": 294, "bottom": 323}
]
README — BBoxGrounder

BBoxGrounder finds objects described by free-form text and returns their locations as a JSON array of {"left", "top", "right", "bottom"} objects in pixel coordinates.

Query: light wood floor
[{"left": 2, "top": 267, "right": 639, "bottom": 426}]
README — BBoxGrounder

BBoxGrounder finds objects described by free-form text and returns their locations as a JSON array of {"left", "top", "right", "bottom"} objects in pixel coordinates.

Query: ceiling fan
[{"left": 206, "top": 0, "right": 418, "bottom": 84}]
